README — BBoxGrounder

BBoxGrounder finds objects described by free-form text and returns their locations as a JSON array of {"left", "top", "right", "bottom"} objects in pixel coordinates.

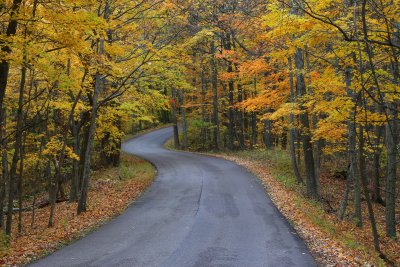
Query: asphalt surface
[{"left": 29, "top": 127, "right": 316, "bottom": 267}]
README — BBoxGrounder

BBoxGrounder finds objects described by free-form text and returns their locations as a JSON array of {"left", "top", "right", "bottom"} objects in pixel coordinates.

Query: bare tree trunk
[
  {"left": 294, "top": 49, "right": 318, "bottom": 198},
  {"left": 339, "top": 68, "right": 358, "bottom": 220},
  {"left": 48, "top": 165, "right": 58, "bottom": 227},
  {"left": 210, "top": 39, "right": 220, "bottom": 149},
  {"left": 0, "top": 0, "right": 23, "bottom": 126},
  {"left": 250, "top": 77, "right": 257, "bottom": 148},
  {"left": 372, "top": 125, "right": 384, "bottom": 204},
  {"left": 355, "top": 126, "right": 365, "bottom": 228},
  {"left": 69, "top": 121, "right": 80, "bottom": 202},
  {"left": 305, "top": 47, "right": 321, "bottom": 193},
  {"left": 237, "top": 83, "right": 245, "bottom": 149},
  {"left": 201, "top": 63, "right": 207, "bottom": 149},
  {"left": 359, "top": 121, "right": 380, "bottom": 251},
  {"left": 384, "top": 19, "right": 399, "bottom": 240},
  {"left": 17, "top": 134, "right": 25, "bottom": 234},
  {"left": 6, "top": 57, "right": 26, "bottom": 235},
  {"left": 288, "top": 57, "right": 302, "bottom": 184},
  {"left": 353, "top": 4, "right": 364, "bottom": 227},
  {"left": 385, "top": 103, "right": 398, "bottom": 238},
  {"left": 228, "top": 85, "right": 235, "bottom": 149},
  {"left": 0, "top": 109, "right": 8, "bottom": 229},
  {"left": 179, "top": 90, "right": 188, "bottom": 150},
  {"left": 263, "top": 116, "right": 273, "bottom": 149},
  {"left": 77, "top": 38, "right": 104, "bottom": 214},
  {"left": 171, "top": 87, "right": 180, "bottom": 149}
]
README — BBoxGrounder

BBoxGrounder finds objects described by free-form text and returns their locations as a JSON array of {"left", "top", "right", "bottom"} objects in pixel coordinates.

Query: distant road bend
[{"left": 30, "top": 127, "right": 316, "bottom": 267}]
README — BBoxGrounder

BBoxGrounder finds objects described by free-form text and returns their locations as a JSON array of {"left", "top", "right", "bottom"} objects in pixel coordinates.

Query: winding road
[{"left": 30, "top": 127, "right": 316, "bottom": 267}]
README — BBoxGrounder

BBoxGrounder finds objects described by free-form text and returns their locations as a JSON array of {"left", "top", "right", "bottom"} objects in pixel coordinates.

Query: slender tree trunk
[
  {"left": 48, "top": 163, "right": 58, "bottom": 227},
  {"left": 17, "top": 135, "right": 25, "bottom": 234},
  {"left": 294, "top": 49, "right": 317, "bottom": 198},
  {"left": 0, "top": 109, "right": 8, "bottom": 229},
  {"left": 263, "top": 115, "right": 273, "bottom": 149},
  {"left": 69, "top": 121, "right": 80, "bottom": 202},
  {"left": 385, "top": 103, "right": 398, "bottom": 238},
  {"left": 201, "top": 64, "right": 207, "bottom": 148},
  {"left": 31, "top": 128, "right": 45, "bottom": 228},
  {"left": 288, "top": 57, "right": 303, "bottom": 184},
  {"left": 0, "top": 0, "right": 23, "bottom": 126},
  {"left": 6, "top": 58, "right": 26, "bottom": 235},
  {"left": 210, "top": 39, "right": 220, "bottom": 149},
  {"left": 384, "top": 19, "right": 399, "bottom": 240},
  {"left": 352, "top": 4, "right": 364, "bottom": 227},
  {"left": 359, "top": 121, "right": 380, "bottom": 251},
  {"left": 339, "top": 68, "right": 358, "bottom": 220},
  {"left": 237, "top": 83, "right": 245, "bottom": 149},
  {"left": 305, "top": 47, "right": 321, "bottom": 193},
  {"left": 372, "top": 125, "right": 384, "bottom": 204},
  {"left": 355, "top": 126, "right": 365, "bottom": 228},
  {"left": 171, "top": 87, "right": 180, "bottom": 149},
  {"left": 227, "top": 81, "right": 235, "bottom": 149},
  {"left": 77, "top": 38, "right": 104, "bottom": 214},
  {"left": 179, "top": 90, "right": 188, "bottom": 150},
  {"left": 251, "top": 78, "right": 257, "bottom": 148}
]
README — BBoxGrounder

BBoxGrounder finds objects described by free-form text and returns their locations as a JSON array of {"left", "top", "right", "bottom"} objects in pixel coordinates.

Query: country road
[{"left": 29, "top": 127, "right": 316, "bottom": 267}]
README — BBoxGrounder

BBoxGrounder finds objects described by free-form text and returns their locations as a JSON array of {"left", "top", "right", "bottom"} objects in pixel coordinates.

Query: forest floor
[
  {"left": 211, "top": 149, "right": 400, "bottom": 267},
  {"left": 0, "top": 153, "right": 155, "bottom": 267}
]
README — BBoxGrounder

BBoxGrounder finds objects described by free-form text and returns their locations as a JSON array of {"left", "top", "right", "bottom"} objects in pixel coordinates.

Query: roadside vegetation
[
  {"left": 166, "top": 135, "right": 399, "bottom": 266},
  {"left": 0, "top": 153, "right": 155, "bottom": 266},
  {"left": 215, "top": 150, "right": 399, "bottom": 266}
]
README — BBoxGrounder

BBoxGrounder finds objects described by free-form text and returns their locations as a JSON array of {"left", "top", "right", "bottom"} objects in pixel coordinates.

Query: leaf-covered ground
[
  {"left": 212, "top": 150, "right": 399, "bottom": 267},
  {"left": 0, "top": 154, "right": 155, "bottom": 267}
]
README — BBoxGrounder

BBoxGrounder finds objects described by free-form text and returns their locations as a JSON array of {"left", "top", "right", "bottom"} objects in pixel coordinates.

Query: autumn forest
[{"left": 0, "top": 0, "right": 399, "bottom": 266}]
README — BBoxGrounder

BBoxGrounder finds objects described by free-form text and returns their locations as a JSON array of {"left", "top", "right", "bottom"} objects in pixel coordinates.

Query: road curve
[{"left": 29, "top": 127, "right": 316, "bottom": 267}]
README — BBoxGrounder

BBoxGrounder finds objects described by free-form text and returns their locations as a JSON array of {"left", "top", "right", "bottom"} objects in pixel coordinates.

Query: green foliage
[
  {"left": 231, "top": 149, "right": 299, "bottom": 190},
  {"left": 0, "top": 231, "right": 10, "bottom": 257}
]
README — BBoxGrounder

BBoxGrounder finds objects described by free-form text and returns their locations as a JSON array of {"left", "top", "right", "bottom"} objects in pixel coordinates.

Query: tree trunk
[
  {"left": 294, "top": 49, "right": 317, "bottom": 198},
  {"left": 17, "top": 135, "right": 25, "bottom": 234},
  {"left": 171, "top": 87, "right": 180, "bottom": 149},
  {"left": 237, "top": 83, "right": 245, "bottom": 149},
  {"left": 372, "top": 125, "right": 384, "bottom": 204},
  {"left": 339, "top": 68, "right": 359, "bottom": 220},
  {"left": 69, "top": 121, "right": 80, "bottom": 202},
  {"left": 263, "top": 115, "right": 273, "bottom": 149},
  {"left": 385, "top": 103, "right": 398, "bottom": 238},
  {"left": 305, "top": 47, "right": 321, "bottom": 193},
  {"left": 354, "top": 126, "right": 364, "bottom": 227},
  {"left": 179, "top": 90, "right": 188, "bottom": 150},
  {"left": 210, "top": 39, "right": 220, "bottom": 149},
  {"left": 201, "top": 64, "right": 207, "bottom": 148},
  {"left": 6, "top": 58, "right": 26, "bottom": 235},
  {"left": 77, "top": 38, "right": 104, "bottom": 214},
  {"left": 0, "top": 109, "right": 8, "bottom": 229},
  {"left": 288, "top": 57, "right": 303, "bottom": 184},
  {"left": 357, "top": 121, "right": 380, "bottom": 251},
  {"left": 227, "top": 81, "right": 235, "bottom": 149},
  {"left": 0, "top": 0, "right": 23, "bottom": 126},
  {"left": 250, "top": 78, "right": 258, "bottom": 148}
]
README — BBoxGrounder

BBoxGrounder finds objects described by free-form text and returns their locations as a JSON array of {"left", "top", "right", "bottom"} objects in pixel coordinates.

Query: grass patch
[
  {"left": 225, "top": 149, "right": 300, "bottom": 191},
  {"left": 0, "top": 231, "right": 9, "bottom": 258}
]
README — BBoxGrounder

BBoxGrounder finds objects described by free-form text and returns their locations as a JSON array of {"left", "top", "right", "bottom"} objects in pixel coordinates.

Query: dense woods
[
  {"left": 166, "top": 0, "right": 400, "bottom": 262},
  {"left": 0, "top": 0, "right": 399, "bottom": 265},
  {"left": 0, "top": 0, "right": 176, "bottom": 237}
]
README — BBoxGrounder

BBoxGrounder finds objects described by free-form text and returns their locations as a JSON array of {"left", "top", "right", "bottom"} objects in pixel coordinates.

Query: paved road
[{"left": 30, "top": 127, "right": 316, "bottom": 267}]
